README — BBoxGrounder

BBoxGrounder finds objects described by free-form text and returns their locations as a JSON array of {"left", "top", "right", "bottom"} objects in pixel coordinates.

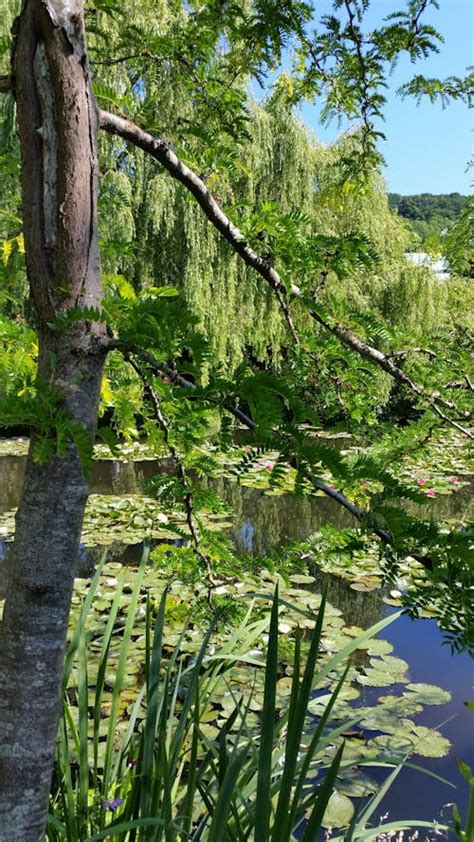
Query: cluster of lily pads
[
  {"left": 0, "top": 437, "right": 29, "bottom": 457},
  {"left": 0, "top": 492, "right": 233, "bottom": 547},
  {"left": 0, "top": 430, "right": 470, "bottom": 654},
  {"left": 0, "top": 436, "right": 162, "bottom": 462},
  {"left": 68, "top": 561, "right": 452, "bottom": 779},
  {"left": 205, "top": 430, "right": 472, "bottom": 517}
]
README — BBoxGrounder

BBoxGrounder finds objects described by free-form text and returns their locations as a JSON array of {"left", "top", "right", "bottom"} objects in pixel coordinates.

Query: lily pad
[
  {"left": 336, "top": 769, "right": 378, "bottom": 797},
  {"left": 404, "top": 683, "right": 452, "bottom": 705},
  {"left": 369, "top": 721, "right": 451, "bottom": 758},
  {"left": 322, "top": 791, "right": 355, "bottom": 828},
  {"left": 357, "top": 670, "right": 402, "bottom": 688}
]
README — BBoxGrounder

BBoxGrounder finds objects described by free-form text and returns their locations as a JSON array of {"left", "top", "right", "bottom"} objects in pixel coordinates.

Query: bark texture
[{"left": 0, "top": 1, "right": 106, "bottom": 838}]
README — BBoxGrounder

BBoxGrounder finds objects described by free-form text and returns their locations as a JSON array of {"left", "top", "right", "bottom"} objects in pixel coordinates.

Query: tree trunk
[{"left": 0, "top": 1, "right": 106, "bottom": 838}]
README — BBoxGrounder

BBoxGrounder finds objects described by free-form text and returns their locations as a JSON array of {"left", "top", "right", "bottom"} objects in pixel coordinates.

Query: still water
[{"left": 0, "top": 451, "right": 472, "bottom": 829}]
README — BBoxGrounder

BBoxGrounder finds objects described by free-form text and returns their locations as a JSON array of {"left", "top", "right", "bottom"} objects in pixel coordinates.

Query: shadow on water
[{"left": 0, "top": 450, "right": 472, "bottom": 825}]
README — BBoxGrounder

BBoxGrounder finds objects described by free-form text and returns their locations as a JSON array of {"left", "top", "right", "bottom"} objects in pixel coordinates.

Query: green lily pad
[
  {"left": 322, "top": 791, "right": 355, "bottom": 828},
  {"left": 365, "top": 639, "right": 394, "bottom": 657},
  {"left": 336, "top": 769, "right": 377, "bottom": 797},
  {"left": 370, "top": 655, "right": 409, "bottom": 675},
  {"left": 357, "top": 670, "right": 401, "bottom": 688},
  {"left": 404, "top": 683, "right": 452, "bottom": 705},
  {"left": 369, "top": 720, "right": 451, "bottom": 758},
  {"left": 377, "top": 694, "right": 424, "bottom": 717},
  {"left": 289, "top": 574, "right": 316, "bottom": 584}
]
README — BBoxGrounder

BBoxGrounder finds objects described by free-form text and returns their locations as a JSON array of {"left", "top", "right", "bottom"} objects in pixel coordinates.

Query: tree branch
[
  {"left": 99, "top": 110, "right": 472, "bottom": 439},
  {"left": 386, "top": 347, "right": 436, "bottom": 360},
  {"left": 114, "top": 341, "right": 434, "bottom": 568},
  {"left": 98, "top": 110, "right": 299, "bottom": 343},
  {"left": 127, "top": 353, "right": 217, "bottom": 585}
]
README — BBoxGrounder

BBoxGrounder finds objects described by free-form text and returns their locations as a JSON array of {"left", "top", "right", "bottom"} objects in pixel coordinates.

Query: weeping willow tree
[
  {"left": 73, "top": 0, "right": 445, "bottom": 370},
  {"left": 0, "top": 0, "right": 449, "bottom": 369},
  {"left": 97, "top": 103, "right": 446, "bottom": 370}
]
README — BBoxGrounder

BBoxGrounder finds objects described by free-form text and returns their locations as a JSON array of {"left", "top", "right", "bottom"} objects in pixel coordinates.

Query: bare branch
[
  {"left": 387, "top": 347, "right": 437, "bottom": 360},
  {"left": 90, "top": 51, "right": 161, "bottom": 66},
  {"left": 99, "top": 110, "right": 472, "bottom": 439},
  {"left": 429, "top": 402, "right": 473, "bottom": 439}
]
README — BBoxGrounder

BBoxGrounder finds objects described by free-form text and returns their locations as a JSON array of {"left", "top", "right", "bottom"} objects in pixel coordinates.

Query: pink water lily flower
[
  {"left": 424, "top": 487, "right": 436, "bottom": 498},
  {"left": 417, "top": 477, "right": 428, "bottom": 486},
  {"left": 263, "top": 462, "right": 272, "bottom": 470},
  {"left": 448, "top": 475, "right": 460, "bottom": 484}
]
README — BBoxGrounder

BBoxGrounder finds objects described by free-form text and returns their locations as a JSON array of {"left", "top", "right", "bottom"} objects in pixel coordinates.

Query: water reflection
[
  {"left": 209, "top": 476, "right": 356, "bottom": 555},
  {"left": 1, "top": 454, "right": 472, "bottom": 571}
]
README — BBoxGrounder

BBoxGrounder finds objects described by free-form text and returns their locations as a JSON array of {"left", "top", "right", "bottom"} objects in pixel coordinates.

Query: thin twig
[
  {"left": 127, "top": 354, "right": 217, "bottom": 587},
  {"left": 387, "top": 347, "right": 437, "bottom": 360}
]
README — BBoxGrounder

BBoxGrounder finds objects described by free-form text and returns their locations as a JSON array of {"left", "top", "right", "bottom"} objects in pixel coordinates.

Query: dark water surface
[{"left": 0, "top": 451, "right": 473, "bottom": 828}]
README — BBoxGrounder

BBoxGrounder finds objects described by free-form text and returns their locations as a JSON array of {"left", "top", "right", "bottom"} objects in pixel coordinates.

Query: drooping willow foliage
[
  {"left": 0, "top": 0, "right": 453, "bottom": 370},
  {"left": 75, "top": 0, "right": 449, "bottom": 370},
  {"left": 98, "top": 103, "right": 448, "bottom": 370}
]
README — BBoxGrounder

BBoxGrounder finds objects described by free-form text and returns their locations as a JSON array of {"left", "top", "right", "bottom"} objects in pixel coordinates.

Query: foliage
[
  {"left": 0, "top": 0, "right": 472, "bottom": 830},
  {"left": 452, "top": 714, "right": 474, "bottom": 842},
  {"left": 46, "top": 555, "right": 450, "bottom": 841},
  {"left": 388, "top": 192, "right": 471, "bottom": 255},
  {"left": 444, "top": 196, "right": 474, "bottom": 278},
  {"left": 388, "top": 193, "right": 469, "bottom": 224}
]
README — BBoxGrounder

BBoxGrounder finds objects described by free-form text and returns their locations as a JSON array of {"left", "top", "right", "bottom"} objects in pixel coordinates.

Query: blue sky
[{"left": 287, "top": 1, "right": 473, "bottom": 195}]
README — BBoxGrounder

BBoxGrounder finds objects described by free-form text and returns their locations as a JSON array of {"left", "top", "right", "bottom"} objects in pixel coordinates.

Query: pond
[{"left": 0, "top": 444, "right": 473, "bottom": 831}]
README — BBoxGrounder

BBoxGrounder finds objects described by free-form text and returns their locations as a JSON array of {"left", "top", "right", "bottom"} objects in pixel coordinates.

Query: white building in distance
[{"left": 405, "top": 252, "right": 450, "bottom": 281}]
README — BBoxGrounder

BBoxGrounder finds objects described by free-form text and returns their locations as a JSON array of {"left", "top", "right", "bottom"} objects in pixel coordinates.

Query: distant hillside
[{"left": 388, "top": 193, "right": 469, "bottom": 223}]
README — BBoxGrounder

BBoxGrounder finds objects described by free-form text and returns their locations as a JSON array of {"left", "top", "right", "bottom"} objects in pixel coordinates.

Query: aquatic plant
[{"left": 47, "top": 554, "right": 452, "bottom": 841}]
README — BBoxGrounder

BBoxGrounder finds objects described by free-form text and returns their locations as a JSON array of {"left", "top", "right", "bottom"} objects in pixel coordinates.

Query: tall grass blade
[
  {"left": 207, "top": 748, "right": 249, "bottom": 842},
  {"left": 85, "top": 818, "right": 165, "bottom": 841},
  {"left": 272, "top": 584, "right": 328, "bottom": 841},
  {"left": 254, "top": 585, "right": 279, "bottom": 840},
  {"left": 102, "top": 550, "right": 148, "bottom": 805},
  {"left": 301, "top": 742, "right": 345, "bottom": 842},
  {"left": 63, "top": 553, "right": 107, "bottom": 689},
  {"left": 77, "top": 624, "right": 90, "bottom": 823},
  {"left": 287, "top": 665, "right": 350, "bottom": 831},
  {"left": 92, "top": 579, "right": 125, "bottom": 784},
  {"left": 139, "top": 588, "right": 168, "bottom": 820}
]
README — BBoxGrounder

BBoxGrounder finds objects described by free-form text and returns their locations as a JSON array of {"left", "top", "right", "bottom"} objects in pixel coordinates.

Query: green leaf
[{"left": 322, "top": 790, "right": 355, "bottom": 829}]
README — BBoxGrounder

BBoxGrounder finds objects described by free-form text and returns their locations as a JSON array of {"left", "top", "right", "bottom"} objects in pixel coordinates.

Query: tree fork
[{"left": 0, "top": 1, "right": 107, "bottom": 838}]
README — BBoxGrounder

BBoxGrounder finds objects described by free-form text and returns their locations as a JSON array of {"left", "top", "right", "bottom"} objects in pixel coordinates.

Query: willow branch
[{"left": 99, "top": 110, "right": 471, "bottom": 439}]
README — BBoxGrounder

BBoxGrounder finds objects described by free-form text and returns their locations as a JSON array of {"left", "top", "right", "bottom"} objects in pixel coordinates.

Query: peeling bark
[
  {"left": 0, "top": 1, "right": 106, "bottom": 838},
  {"left": 33, "top": 43, "right": 58, "bottom": 247}
]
